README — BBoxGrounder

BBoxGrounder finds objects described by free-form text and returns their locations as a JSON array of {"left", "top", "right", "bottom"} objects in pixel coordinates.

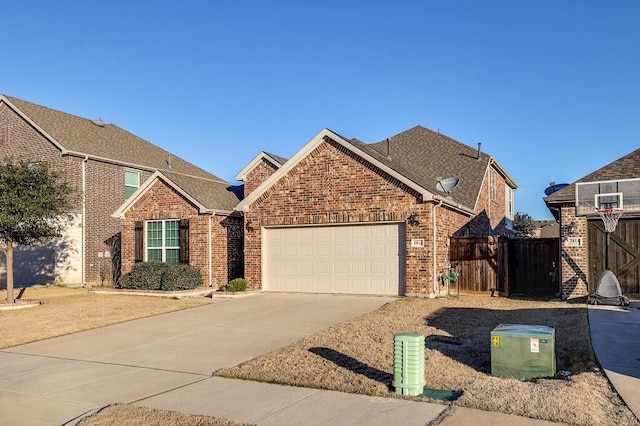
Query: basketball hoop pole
[{"left": 605, "top": 232, "right": 611, "bottom": 270}]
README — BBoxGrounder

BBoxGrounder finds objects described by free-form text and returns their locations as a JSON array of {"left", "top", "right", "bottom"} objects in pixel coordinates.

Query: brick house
[
  {"left": 544, "top": 148, "right": 640, "bottom": 300},
  {"left": 237, "top": 126, "right": 517, "bottom": 296},
  {"left": 0, "top": 94, "right": 241, "bottom": 288},
  {"left": 112, "top": 171, "right": 243, "bottom": 287}
]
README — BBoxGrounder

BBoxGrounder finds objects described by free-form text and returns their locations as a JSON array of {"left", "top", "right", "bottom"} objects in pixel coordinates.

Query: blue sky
[{"left": 3, "top": 1, "right": 639, "bottom": 219}]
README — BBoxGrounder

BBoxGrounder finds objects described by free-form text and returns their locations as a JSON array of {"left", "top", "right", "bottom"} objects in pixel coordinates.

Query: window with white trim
[
  {"left": 505, "top": 186, "right": 514, "bottom": 220},
  {"left": 125, "top": 170, "right": 140, "bottom": 199},
  {"left": 146, "top": 220, "right": 180, "bottom": 264},
  {"left": 489, "top": 169, "right": 497, "bottom": 202}
]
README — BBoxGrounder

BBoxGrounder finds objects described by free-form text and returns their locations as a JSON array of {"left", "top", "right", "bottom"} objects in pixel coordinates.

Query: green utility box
[
  {"left": 392, "top": 333, "right": 425, "bottom": 396},
  {"left": 490, "top": 324, "right": 555, "bottom": 380}
]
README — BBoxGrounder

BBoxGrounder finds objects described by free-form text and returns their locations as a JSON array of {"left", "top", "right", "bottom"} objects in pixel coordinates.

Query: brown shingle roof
[
  {"left": 2, "top": 95, "right": 225, "bottom": 183},
  {"left": 545, "top": 147, "right": 640, "bottom": 205},
  {"left": 367, "top": 126, "right": 493, "bottom": 209},
  {"left": 161, "top": 171, "right": 241, "bottom": 213},
  {"left": 263, "top": 152, "right": 288, "bottom": 166}
]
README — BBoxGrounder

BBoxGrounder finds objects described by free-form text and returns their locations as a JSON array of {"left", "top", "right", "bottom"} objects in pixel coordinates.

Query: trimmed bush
[
  {"left": 224, "top": 278, "right": 247, "bottom": 292},
  {"left": 120, "top": 262, "right": 169, "bottom": 290},
  {"left": 119, "top": 262, "right": 202, "bottom": 291},
  {"left": 161, "top": 264, "right": 202, "bottom": 291}
]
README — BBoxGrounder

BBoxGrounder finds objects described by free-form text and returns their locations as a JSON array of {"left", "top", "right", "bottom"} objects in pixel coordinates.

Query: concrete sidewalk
[
  {"left": 588, "top": 300, "right": 640, "bottom": 420},
  {"left": 136, "top": 376, "right": 559, "bottom": 426},
  {"left": 0, "top": 293, "right": 563, "bottom": 425}
]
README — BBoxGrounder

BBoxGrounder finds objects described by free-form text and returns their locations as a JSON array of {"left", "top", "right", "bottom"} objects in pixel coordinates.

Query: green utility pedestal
[
  {"left": 392, "top": 333, "right": 425, "bottom": 396},
  {"left": 491, "top": 324, "right": 555, "bottom": 380}
]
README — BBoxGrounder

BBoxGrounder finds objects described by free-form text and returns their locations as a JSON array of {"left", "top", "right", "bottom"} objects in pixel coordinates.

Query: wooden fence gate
[
  {"left": 449, "top": 237, "right": 559, "bottom": 297},
  {"left": 588, "top": 218, "right": 640, "bottom": 297}
]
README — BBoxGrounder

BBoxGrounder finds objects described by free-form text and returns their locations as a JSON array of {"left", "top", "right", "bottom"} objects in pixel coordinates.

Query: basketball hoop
[{"left": 597, "top": 208, "right": 624, "bottom": 233}]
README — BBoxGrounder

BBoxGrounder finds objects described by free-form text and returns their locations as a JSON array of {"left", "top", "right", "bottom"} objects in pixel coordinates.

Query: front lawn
[
  {"left": 217, "top": 296, "right": 638, "bottom": 425},
  {"left": 0, "top": 285, "right": 210, "bottom": 348}
]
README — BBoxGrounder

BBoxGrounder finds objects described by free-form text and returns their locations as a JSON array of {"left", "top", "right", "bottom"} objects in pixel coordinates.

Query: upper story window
[
  {"left": 125, "top": 170, "right": 140, "bottom": 199},
  {"left": 489, "top": 169, "right": 497, "bottom": 202},
  {"left": 505, "top": 186, "right": 514, "bottom": 220},
  {"left": 146, "top": 219, "right": 180, "bottom": 264}
]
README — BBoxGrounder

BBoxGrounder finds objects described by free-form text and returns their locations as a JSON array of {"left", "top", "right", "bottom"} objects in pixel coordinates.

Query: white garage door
[{"left": 264, "top": 223, "right": 405, "bottom": 295}]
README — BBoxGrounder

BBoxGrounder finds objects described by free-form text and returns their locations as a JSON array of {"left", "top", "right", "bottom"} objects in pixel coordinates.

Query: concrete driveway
[
  {"left": 588, "top": 300, "right": 640, "bottom": 419},
  {"left": 0, "top": 293, "right": 395, "bottom": 425}
]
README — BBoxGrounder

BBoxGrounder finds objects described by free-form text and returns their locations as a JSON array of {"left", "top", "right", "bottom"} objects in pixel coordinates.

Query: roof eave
[
  {"left": 235, "top": 151, "right": 284, "bottom": 182},
  {"left": 432, "top": 194, "right": 475, "bottom": 216},
  {"left": 490, "top": 158, "right": 518, "bottom": 189}
]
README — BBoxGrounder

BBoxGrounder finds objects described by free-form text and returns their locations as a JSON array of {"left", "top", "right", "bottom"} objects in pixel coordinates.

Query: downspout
[
  {"left": 208, "top": 215, "right": 212, "bottom": 288},
  {"left": 432, "top": 199, "right": 443, "bottom": 297},
  {"left": 82, "top": 155, "right": 88, "bottom": 285}
]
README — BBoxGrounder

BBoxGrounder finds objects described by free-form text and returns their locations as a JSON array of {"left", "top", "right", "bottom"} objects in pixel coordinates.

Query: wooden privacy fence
[{"left": 449, "top": 237, "right": 559, "bottom": 297}]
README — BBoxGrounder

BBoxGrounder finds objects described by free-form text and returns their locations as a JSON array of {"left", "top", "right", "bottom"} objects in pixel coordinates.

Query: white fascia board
[
  {"left": 236, "top": 128, "right": 435, "bottom": 212},
  {"left": 1, "top": 95, "right": 68, "bottom": 154},
  {"left": 112, "top": 171, "right": 212, "bottom": 218},
  {"left": 491, "top": 158, "right": 518, "bottom": 189},
  {"left": 235, "top": 151, "right": 283, "bottom": 181}
]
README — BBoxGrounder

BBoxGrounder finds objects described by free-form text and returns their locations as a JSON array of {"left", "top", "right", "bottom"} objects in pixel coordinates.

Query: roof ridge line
[{"left": 160, "top": 169, "right": 229, "bottom": 185}]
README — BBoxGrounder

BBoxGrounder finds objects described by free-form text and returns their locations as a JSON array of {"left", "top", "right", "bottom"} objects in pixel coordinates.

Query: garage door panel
[
  {"left": 371, "top": 262, "right": 387, "bottom": 275},
  {"left": 352, "top": 226, "right": 367, "bottom": 238},
  {"left": 282, "top": 244, "right": 296, "bottom": 257},
  {"left": 334, "top": 261, "right": 350, "bottom": 274},
  {"left": 299, "top": 243, "right": 313, "bottom": 257},
  {"left": 352, "top": 243, "right": 367, "bottom": 257},
  {"left": 352, "top": 262, "right": 366, "bottom": 274},
  {"left": 317, "top": 243, "right": 331, "bottom": 257},
  {"left": 370, "top": 242, "right": 388, "bottom": 256},
  {"left": 317, "top": 260, "right": 331, "bottom": 274},
  {"left": 265, "top": 224, "right": 404, "bottom": 295},
  {"left": 317, "top": 277, "right": 331, "bottom": 292},
  {"left": 334, "top": 278, "right": 350, "bottom": 292},
  {"left": 299, "top": 260, "right": 314, "bottom": 274},
  {"left": 334, "top": 243, "right": 349, "bottom": 257}
]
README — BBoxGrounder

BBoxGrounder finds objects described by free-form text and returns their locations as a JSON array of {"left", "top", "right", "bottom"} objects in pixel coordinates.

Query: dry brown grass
[
  {"left": 77, "top": 404, "right": 249, "bottom": 426},
  {"left": 0, "top": 285, "right": 209, "bottom": 349},
  {"left": 218, "top": 296, "right": 639, "bottom": 426}
]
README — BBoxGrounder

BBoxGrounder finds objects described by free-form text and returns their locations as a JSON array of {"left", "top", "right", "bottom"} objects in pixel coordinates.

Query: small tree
[
  {"left": 0, "top": 159, "right": 75, "bottom": 303},
  {"left": 513, "top": 211, "right": 536, "bottom": 238}
]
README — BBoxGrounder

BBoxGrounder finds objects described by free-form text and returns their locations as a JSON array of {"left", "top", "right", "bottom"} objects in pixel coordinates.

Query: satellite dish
[
  {"left": 436, "top": 177, "right": 460, "bottom": 195},
  {"left": 544, "top": 183, "right": 569, "bottom": 196}
]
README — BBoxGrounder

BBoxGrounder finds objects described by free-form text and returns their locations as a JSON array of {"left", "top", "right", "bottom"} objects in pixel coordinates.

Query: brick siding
[
  {"left": 244, "top": 158, "right": 279, "bottom": 197},
  {"left": 121, "top": 179, "right": 242, "bottom": 287},
  {"left": 559, "top": 206, "right": 589, "bottom": 299}
]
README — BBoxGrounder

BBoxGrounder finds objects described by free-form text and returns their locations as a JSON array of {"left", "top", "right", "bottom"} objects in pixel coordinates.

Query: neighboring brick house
[
  {"left": 237, "top": 126, "right": 517, "bottom": 296},
  {"left": 0, "top": 94, "right": 240, "bottom": 288},
  {"left": 544, "top": 148, "right": 640, "bottom": 300},
  {"left": 532, "top": 220, "right": 559, "bottom": 238}
]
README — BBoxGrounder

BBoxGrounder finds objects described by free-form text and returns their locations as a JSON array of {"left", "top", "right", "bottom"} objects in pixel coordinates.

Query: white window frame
[
  {"left": 125, "top": 170, "right": 140, "bottom": 199},
  {"left": 489, "top": 169, "right": 497, "bottom": 202},
  {"left": 505, "top": 186, "right": 514, "bottom": 220},
  {"left": 145, "top": 219, "right": 180, "bottom": 264}
]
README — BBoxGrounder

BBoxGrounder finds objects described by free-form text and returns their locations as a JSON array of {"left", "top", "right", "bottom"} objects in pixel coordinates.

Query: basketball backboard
[{"left": 576, "top": 178, "right": 640, "bottom": 216}]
